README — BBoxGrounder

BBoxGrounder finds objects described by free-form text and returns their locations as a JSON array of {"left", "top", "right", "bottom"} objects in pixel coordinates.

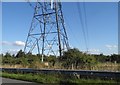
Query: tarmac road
[
  {"left": 0, "top": 77, "right": 40, "bottom": 85},
  {"left": 1, "top": 77, "right": 32, "bottom": 83}
]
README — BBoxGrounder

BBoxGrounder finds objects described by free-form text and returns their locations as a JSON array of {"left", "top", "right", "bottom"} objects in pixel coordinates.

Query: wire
[
  {"left": 77, "top": 2, "right": 88, "bottom": 52},
  {"left": 63, "top": 12, "right": 81, "bottom": 49},
  {"left": 83, "top": 1, "right": 89, "bottom": 52}
]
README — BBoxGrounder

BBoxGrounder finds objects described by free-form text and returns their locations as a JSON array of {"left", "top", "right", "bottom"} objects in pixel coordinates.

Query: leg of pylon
[{"left": 41, "top": 54, "right": 44, "bottom": 62}]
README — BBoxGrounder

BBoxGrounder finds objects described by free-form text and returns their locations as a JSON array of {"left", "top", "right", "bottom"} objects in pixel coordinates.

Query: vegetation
[
  {"left": 59, "top": 48, "right": 97, "bottom": 69},
  {"left": 1, "top": 48, "right": 120, "bottom": 71},
  {"left": 1, "top": 48, "right": 120, "bottom": 84},
  {"left": 1, "top": 72, "right": 118, "bottom": 84}
]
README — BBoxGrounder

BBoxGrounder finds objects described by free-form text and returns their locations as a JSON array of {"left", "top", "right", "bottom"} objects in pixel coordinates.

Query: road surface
[{"left": 1, "top": 77, "right": 39, "bottom": 84}]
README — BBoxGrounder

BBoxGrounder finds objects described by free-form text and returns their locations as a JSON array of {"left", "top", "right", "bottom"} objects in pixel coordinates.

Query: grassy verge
[{"left": 1, "top": 72, "right": 119, "bottom": 84}]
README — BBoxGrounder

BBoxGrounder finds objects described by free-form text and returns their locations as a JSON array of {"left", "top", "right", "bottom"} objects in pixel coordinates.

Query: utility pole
[{"left": 24, "top": 1, "right": 69, "bottom": 62}]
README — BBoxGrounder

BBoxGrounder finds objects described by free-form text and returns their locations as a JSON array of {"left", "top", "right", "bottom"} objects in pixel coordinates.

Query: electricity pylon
[{"left": 24, "top": 2, "right": 69, "bottom": 62}]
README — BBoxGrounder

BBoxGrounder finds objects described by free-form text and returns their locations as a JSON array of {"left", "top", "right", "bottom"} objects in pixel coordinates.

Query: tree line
[{"left": 1, "top": 48, "right": 120, "bottom": 69}]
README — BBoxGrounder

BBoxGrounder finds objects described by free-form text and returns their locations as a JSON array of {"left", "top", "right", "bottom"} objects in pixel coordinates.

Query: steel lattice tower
[{"left": 24, "top": 2, "right": 69, "bottom": 62}]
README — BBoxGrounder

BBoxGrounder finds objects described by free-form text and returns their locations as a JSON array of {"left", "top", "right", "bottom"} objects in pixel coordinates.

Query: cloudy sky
[{"left": 1, "top": 2, "right": 118, "bottom": 55}]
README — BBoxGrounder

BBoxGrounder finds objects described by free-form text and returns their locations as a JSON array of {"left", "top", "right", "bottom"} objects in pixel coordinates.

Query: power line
[
  {"left": 83, "top": 1, "right": 89, "bottom": 52},
  {"left": 77, "top": 2, "right": 88, "bottom": 52},
  {"left": 63, "top": 12, "right": 81, "bottom": 49}
]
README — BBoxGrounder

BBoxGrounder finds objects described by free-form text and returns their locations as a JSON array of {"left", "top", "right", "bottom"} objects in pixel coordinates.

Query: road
[
  {"left": 2, "top": 77, "right": 31, "bottom": 83},
  {"left": 1, "top": 77, "right": 39, "bottom": 84}
]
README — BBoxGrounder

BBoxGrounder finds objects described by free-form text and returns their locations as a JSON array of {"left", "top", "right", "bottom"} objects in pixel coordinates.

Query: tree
[
  {"left": 60, "top": 48, "right": 82, "bottom": 69},
  {"left": 60, "top": 48, "right": 97, "bottom": 69},
  {"left": 4, "top": 52, "right": 12, "bottom": 57},
  {"left": 94, "top": 54, "right": 107, "bottom": 63},
  {"left": 110, "top": 54, "right": 120, "bottom": 63},
  {"left": 2, "top": 52, "right": 13, "bottom": 65},
  {"left": 16, "top": 50, "right": 25, "bottom": 58},
  {"left": 47, "top": 55, "right": 56, "bottom": 67},
  {"left": 82, "top": 55, "right": 96, "bottom": 69}
]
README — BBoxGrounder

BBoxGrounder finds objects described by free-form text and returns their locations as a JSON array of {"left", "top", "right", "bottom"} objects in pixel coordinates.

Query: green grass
[{"left": 1, "top": 72, "right": 119, "bottom": 84}]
